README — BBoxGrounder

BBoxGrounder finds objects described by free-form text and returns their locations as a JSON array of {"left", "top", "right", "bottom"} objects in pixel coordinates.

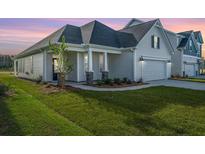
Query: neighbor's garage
[
  {"left": 143, "top": 60, "right": 167, "bottom": 82},
  {"left": 184, "top": 63, "right": 196, "bottom": 77}
]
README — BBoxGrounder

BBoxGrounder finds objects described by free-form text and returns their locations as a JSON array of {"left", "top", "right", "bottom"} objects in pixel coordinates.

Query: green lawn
[{"left": 1, "top": 73, "right": 205, "bottom": 135}]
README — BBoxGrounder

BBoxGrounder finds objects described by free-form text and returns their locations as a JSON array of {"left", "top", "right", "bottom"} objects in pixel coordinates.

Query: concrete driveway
[{"left": 148, "top": 79, "right": 205, "bottom": 91}]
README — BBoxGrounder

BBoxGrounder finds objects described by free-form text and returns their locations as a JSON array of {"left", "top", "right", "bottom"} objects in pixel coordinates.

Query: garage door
[
  {"left": 143, "top": 60, "right": 166, "bottom": 82},
  {"left": 185, "top": 64, "right": 195, "bottom": 77}
]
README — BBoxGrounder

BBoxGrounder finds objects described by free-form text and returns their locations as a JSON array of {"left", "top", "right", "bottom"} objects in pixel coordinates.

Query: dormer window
[{"left": 151, "top": 35, "right": 160, "bottom": 49}]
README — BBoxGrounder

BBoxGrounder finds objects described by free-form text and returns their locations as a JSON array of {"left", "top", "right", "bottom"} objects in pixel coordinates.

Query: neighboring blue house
[{"left": 171, "top": 30, "right": 203, "bottom": 77}]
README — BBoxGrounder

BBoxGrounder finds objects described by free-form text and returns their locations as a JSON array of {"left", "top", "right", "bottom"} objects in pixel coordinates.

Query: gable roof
[
  {"left": 119, "top": 19, "right": 157, "bottom": 43},
  {"left": 124, "top": 18, "right": 144, "bottom": 29},
  {"left": 16, "top": 20, "right": 137, "bottom": 58},
  {"left": 194, "top": 31, "right": 204, "bottom": 43},
  {"left": 121, "top": 19, "right": 175, "bottom": 54}
]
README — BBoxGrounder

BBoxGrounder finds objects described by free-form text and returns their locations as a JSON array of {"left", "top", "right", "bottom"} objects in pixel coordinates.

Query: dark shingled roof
[
  {"left": 177, "top": 31, "right": 193, "bottom": 48},
  {"left": 177, "top": 38, "right": 188, "bottom": 48},
  {"left": 81, "top": 20, "right": 137, "bottom": 48},
  {"left": 58, "top": 24, "right": 83, "bottom": 44},
  {"left": 178, "top": 30, "right": 193, "bottom": 38},
  {"left": 119, "top": 19, "right": 157, "bottom": 43},
  {"left": 16, "top": 20, "right": 137, "bottom": 58}
]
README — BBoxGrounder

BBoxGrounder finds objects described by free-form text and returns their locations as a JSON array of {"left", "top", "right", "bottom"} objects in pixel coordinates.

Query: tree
[{"left": 49, "top": 36, "right": 73, "bottom": 88}]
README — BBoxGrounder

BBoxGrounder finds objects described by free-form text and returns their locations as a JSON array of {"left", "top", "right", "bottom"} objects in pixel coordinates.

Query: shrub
[
  {"left": 123, "top": 77, "right": 128, "bottom": 83},
  {"left": 137, "top": 78, "right": 143, "bottom": 83},
  {"left": 36, "top": 75, "right": 42, "bottom": 84},
  {"left": 127, "top": 80, "right": 132, "bottom": 84},
  {"left": 104, "top": 78, "right": 112, "bottom": 85},
  {"left": 96, "top": 80, "right": 103, "bottom": 86},
  {"left": 0, "top": 84, "right": 8, "bottom": 96},
  {"left": 113, "top": 78, "right": 121, "bottom": 85}
]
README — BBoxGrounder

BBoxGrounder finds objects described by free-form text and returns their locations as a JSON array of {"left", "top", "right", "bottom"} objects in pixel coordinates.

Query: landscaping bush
[
  {"left": 35, "top": 76, "right": 42, "bottom": 84},
  {"left": 123, "top": 77, "right": 128, "bottom": 83},
  {"left": 127, "top": 80, "right": 132, "bottom": 84},
  {"left": 104, "top": 78, "right": 112, "bottom": 85},
  {"left": 137, "top": 78, "right": 143, "bottom": 83},
  {"left": 96, "top": 80, "right": 103, "bottom": 86},
  {"left": 113, "top": 78, "right": 121, "bottom": 85},
  {"left": 0, "top": 84, "right": 8, "bottom": 96}
]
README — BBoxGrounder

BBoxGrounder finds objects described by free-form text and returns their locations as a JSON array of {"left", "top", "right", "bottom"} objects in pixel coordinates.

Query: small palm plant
[{"left": 49, "top": 36, "right": 73, "bottom": 88}]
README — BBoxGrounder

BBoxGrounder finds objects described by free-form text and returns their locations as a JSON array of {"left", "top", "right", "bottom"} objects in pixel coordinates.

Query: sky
[{"left": 0, "top": 18, "right": 205, "bottom": 57}]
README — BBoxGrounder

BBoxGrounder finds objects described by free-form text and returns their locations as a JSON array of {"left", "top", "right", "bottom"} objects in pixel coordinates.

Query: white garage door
[
  {"left": 143, "top": 60, "right": 166, "bottom": 82},
  {"left": 185, "top": 64, "right": 195, "bottom": 77}
]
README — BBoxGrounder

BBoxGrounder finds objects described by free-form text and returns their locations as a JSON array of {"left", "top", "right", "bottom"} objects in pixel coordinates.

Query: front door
[{"left": 52, "top": 58, "right": 58, "bottom": 81}]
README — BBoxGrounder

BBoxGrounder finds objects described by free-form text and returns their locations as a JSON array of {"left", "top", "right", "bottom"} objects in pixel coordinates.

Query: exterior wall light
[{"left": 139, "top": 57, "right": 144, "bottom": 61}]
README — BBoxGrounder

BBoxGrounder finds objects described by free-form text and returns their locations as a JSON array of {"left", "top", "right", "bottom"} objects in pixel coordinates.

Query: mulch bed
[
  {"left": 41, "top": 84, "right": 81, "bottom": 94},
  {"left": 86, "top": 82, "right": 147, "bottom": 88}
]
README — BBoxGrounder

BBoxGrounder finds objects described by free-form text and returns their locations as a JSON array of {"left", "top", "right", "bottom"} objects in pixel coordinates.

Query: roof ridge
[{"left": 120, "top": 19, "right": 158, "bottom": 30}]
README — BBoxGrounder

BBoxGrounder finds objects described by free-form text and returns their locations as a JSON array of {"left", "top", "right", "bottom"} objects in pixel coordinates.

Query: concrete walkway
[
  {"left": 67, "top": 79, "right": 205, "bottom": 91},
  {"left": 67, "top": 82, "right": 156, "bottom": 91}
]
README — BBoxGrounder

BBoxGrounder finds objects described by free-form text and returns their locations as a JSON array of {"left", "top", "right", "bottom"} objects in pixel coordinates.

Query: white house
[{"left": 14, "top": 19, "right": 202, "bottom": 83}]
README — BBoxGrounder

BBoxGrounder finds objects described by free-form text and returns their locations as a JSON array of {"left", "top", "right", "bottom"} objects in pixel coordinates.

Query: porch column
[
  {"left": 88, "top": 48, "right": 93, "bottom": 72},
  {"left": 43, "top": 50, "right": 47, "bottom": 81},
  {"left": 102, "top": 51, "right": 109, "bottom": 80},
  {"left": 133, "top": 49, "right": 137, "bottom": 82},
  {"left": 86, "top": 48, "right": 93, "bottom": 84}
]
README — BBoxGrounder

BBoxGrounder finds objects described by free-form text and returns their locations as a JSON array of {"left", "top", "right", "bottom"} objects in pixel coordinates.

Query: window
[
  {"left": 30, "top": 56, "right": 33, "bottom": 74},
  {"left": 152, "top": 35, "right": 160, "bottom": 49},
  {"left": 99, "top": 54, "right": 103, "bottom": 72},
  {"left": 189, "top": 40, "right": 192, "bottom": 49},
  {"left": 16, "top": 61, "right": 18, "bottom": 73},
  {"left": 22, "top": 59, "right": 25, "bottom": 73},
  {"left": 84, "top": 53, "right": 88, "bottom": 72}
]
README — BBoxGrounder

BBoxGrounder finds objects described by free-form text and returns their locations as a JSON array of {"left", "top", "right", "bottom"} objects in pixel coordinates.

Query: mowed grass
[{"left": 1, "top": 72, "right": 205, "bottom": 135}]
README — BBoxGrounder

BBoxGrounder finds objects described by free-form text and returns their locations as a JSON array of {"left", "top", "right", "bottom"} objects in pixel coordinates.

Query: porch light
[{"left": 139, "top": 57, "right": 144, "bottom": 61}]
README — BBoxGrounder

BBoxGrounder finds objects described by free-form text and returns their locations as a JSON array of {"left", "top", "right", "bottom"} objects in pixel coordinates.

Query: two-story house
[{"left": 171, "top": 30, "right": 203, "bottom": 77}]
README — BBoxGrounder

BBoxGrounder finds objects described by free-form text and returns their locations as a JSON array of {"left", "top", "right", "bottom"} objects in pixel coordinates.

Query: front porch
[{"left": 46, "top": 46, "right": 123, "bottom": 83}]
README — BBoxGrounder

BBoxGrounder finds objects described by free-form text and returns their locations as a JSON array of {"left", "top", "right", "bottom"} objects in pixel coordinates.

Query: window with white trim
[{"left": 151, "top": 35, "right": 160, "bottom": 49}]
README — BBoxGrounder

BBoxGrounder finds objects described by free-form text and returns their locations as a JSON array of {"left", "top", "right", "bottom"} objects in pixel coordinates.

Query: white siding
[
  {"left": 15, "top": 53, "right": 44, "bottom": 80},
  {"left": 134, "top": 25, "right": 172, "bottom": 81},
  {"left": 109, "top": 51, "right": 133, "bottom": 80},
  {"left": 182, "top": 55, "right": 199, "bottom": 76},
  {"left": 65, "top": 52, "right": 78, "bottom": 81}
]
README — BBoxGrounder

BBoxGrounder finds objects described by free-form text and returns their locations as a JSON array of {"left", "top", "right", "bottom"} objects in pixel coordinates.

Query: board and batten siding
[
  {"left": 134, "top": 25, "right": 172, "bottom": 81},
  {"left": 182, "top": 55, "right": 199, "bottom": 74},
  {"left": 108, "top": 51, "right": 133, "bottom": 80},
  {"left": 15, "top": 53, "right": 44, "bottom": 80}
]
